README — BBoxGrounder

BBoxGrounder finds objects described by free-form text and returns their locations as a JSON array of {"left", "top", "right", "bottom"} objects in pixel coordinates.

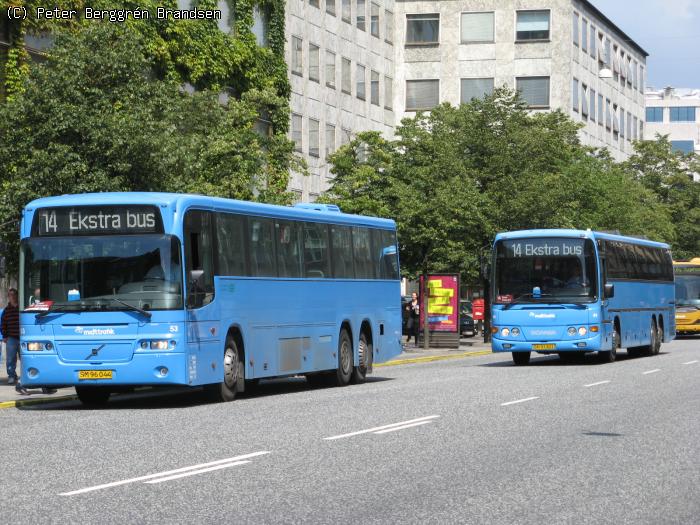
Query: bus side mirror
[
  {"left": 604, "top": 283, "right": 614, "bottom": 299},
  {"left": 189, "top": 269, "right": 204, "bottom": 289}
]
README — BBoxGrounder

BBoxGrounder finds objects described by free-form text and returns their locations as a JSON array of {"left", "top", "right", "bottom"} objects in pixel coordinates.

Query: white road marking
[
  {"left": 501, "top": 396, "right": 539, "bottom": 406},
  {"left": 324, "top": 415, "right": 440, "bottom": 440},
  {"left": 584, "top": 380, "right": 611, "bottom": 388},
  {"left": 59, "top": 451, "right": 270, "bottom": 496},
  {"left": 144, "top": 461, "right": 250, "bottom": 484},
  {"left": 643, "top": 369, "right": 661, "bottom": 375},
  {"left": 682, "top": 360, "right": 698, "bottom": 365},
  {"left": 373, "top": 420, "right": 434, "bottom": 434}
]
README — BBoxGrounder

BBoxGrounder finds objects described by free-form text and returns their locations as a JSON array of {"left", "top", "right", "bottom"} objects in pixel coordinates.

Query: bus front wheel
[
  {"left": 335, "top": 329, "right": 353, "bottom": 386},
  {"left": 512, "top": 352, "right": 531, "bottom": 366},
  {"left": 599, "top": 327, "right": 619, "bottom": 363},
  {"left": 205, "top": 339, "right": 242, "bottom": 402},
  {"left": 75, "top": 386, "right": 111, "bottom": 407}
]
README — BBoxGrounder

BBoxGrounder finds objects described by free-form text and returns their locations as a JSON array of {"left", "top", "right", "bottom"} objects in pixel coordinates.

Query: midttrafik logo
[{"left": 74, "top": 326, "right": 115, "bottom": 336}]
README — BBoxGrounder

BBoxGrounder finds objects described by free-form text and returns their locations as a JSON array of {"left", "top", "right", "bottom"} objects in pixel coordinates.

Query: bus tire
[
  {"left": 599, "top": 327, "right": 619, "bottom": 363},
  {"left": 651, "top": 319, "right": 660, "bottom": 355},
  {"left": 75, "top": 386, "right": 111, "bottom": 407},
  {"left": 351, "top": 332, "right": 372, "bottom": 384},
  {"left": 335, "top": 329, "right": 353, "bottom": 386},
  {"left": 205, "top": 339, "right": 242, "bottom": 402},
  {"left": 512, "top": 352, "right": 531, "bottom": 366}
]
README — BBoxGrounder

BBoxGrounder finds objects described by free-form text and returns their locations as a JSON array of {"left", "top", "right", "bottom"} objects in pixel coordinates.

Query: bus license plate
[
  {"left": 532, "top": 344, "right": 555, "bottom": 350},
  {"left": 78, "top": 370, "right": 113, "bottom": 380}
]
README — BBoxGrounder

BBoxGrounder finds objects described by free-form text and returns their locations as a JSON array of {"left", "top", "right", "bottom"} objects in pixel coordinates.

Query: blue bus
[
  {"left": 490, "top": 229, "right": 675, "bottom": 365},
  {"left": 18, "top": 193, "right": 402, "bottom": 405}
]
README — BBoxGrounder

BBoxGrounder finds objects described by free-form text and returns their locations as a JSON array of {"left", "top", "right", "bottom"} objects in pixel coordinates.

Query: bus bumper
[
  {"left": 19, "top": 353, "right": 190, "bottom": 387},
  {"left": 491, "top": 333, "right": 603, "bottom": 353}
]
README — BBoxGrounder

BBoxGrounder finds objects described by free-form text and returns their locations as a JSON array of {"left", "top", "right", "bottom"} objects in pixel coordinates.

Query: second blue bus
[{"left": 490, "top": 229, "right": 675, "bottom": 365}]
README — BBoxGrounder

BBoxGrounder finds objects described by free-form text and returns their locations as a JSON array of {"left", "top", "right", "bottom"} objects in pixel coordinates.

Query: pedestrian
[
  {"left": 405, "top": 292, "right": 421, "bottom": 347},
  {"left": 1, "top": 288, "right": 20, "bottom": 385}
]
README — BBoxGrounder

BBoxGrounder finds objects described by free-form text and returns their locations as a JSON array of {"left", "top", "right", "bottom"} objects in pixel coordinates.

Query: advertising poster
[{"left": 420, "top": 274, "right": 459, "bottom": 333}]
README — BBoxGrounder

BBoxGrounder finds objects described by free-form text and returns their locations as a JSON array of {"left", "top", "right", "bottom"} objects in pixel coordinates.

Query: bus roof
[
  {"left": 23, "top": 192, "right": 396, "bottom": 229},
  {"left": 494, "top": 229, "right": 670, "bottom": 249}
]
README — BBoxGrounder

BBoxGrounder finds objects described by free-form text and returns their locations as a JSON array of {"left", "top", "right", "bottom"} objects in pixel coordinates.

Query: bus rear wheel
[
  {"left": 205, "top": 339, "right": 242, "bottom": 402},
  {"left": 75, "top": 386, "right": 111, "bottom": 407},
  {"left": 351, "top": 332, "right": 372, "bottom": 384},
  {"left": 335, "top": 329, "right": 353, "bottom": 386},
  {"left": 512, "top": 352, "right": 531, "bottom": 366}
]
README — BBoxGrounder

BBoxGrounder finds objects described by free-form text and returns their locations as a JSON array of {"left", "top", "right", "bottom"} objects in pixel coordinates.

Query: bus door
[
  {"left": 598, "top": 240, "right": 614, "bottom": 346},
  {"left": 184, "top": 210, "right": 221, "bottom": 384}
]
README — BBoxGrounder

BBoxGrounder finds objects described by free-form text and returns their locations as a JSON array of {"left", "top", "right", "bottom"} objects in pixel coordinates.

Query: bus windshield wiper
[
  {"left": 35, "top": 303, "right": 76, "bottom": 318},
  {"left": 108, "top": 297, "right": 152, "bottom": 319}
]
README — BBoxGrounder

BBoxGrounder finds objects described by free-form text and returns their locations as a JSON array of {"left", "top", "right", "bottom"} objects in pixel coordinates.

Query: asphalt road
[{"left": 1, "top": 337, "right": 698, "bottom": 524}]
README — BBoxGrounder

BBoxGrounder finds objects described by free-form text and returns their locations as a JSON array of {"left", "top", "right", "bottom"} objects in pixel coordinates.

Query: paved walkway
[{"left": 0, "top": 339, "right": 493, "bottom": 406}]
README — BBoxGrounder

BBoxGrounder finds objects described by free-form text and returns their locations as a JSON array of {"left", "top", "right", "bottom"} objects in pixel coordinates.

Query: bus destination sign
[
  {"left": 33, "top": 206, "right": 164, "bottom": 236},
  {"left": 500, "top": 238, "right": 585, "bottom": 258}
]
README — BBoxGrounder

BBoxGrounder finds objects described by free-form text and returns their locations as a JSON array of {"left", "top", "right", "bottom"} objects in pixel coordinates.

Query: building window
[
  {"left": 461, "top": 12, "right": 494, "bottom": 43},
  {"left": 573, "top": 12, "right": 579, "bottom": 46},
  {"left": 670, "top": 107, "right": 696, "bottom": 122},
  {"left": 292, "top": 113, "right": 302, "bottom": 152},
  {"left": 385, "top": 10, "right": 394, "bottom": 43},
  {"left": 309, "top": 118, "right": 320, "bottom": 157},
  {"left": 516, "top": 10, "right": 550, "bottom": 41},
  {"left": 341, "top": 57, "right": 351, "bottom": 94},
  {"left": 646, "top": 107, "right": 663, "bottom": 122},
  {"left": 620, "top": 108, "right": 625, "bottom": 138},
  {"left": 342, "top": 0, "right": 351, "bottom": 23},
  {"left": 357, "top": 0, "right": 366, "bottom": 31},
  {"left": 589, "top": 24, "right": 596, "bottom": 58},
  {"left": 671, "top": 140, "right": 695, "bottom": 154},
  {"left": 310, "top": 0, "right": 319, "bottom": 8},
  {"left": 581, "top": 83, "right": 588, "bottom": 119},
  {"left": 291, "top": 36, "right": 303, "bottom": 76},
  {"left": 633, "top": 60, "right": 638, "bottom": 89},
  {"left": 516, "top": 77, "right": 549, "bottom": 108},
  {"left": 572, "top": 78, "right": 579, "bottom": 112},
  {"left": 406, "top": 13, "right": 440, "bottom": 45},
  {"left": 613, "top": 104, "right": 619, "bottom": 139},
  {"left": 326, "top": 51, "right": 336, "bottom": 89},
  {"left": 633, "top": 116, "right": 638, "bottom": 140},
  {"left": 309, "top": 43, "right": 320, "bottom": 83},
  {"left": 327, "top": 0, "right": 336, "bottom": 16},
  {"left": 406, "top": 79, "right": 439, "bottom": 111},
  {"left": 326, "top": 123, "right": 336, "bottom": 158},
  {"left": 598, "top": 93, "right": 603, "bottom": 125},
  {"left": 639, "top": 65, "right": 645, "bottom": 93},
  {"left": 603, "top": 37, "right": 611, "bottom": 66},
  {"left": 605, "top": 98, "right": 611, "bottom": 130},
  {"left": 371, "top": 2, "right": 380, "bottom": 38},
  {"left": 385, "top": 75, "right": 393, "bottom": 109},
  {"left": 371, "top": 70, "right": 380, "bottom": 105},
  {"left": 590, "top": 89, "right": 596, "bottom": 123},
  {"left": 627, "top": 111, "right": 632, "bottom": 140},
  {"left": 461, "top": 78, "right": 494, "bottom": 103},
  {"left": 341, "top": 128, "right": 352, "bottom": 147},
  {"left": 252, "top": 5, "right": 269, "bottom": 47},
  {"left": 357, "top": 64, "right": 366, "bottom": 100},
  {"left": 582, "top": 19, "right": 588, "bottom": 52}
]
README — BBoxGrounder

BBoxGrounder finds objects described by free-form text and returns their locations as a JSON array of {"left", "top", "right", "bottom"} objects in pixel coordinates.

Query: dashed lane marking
[
  {"left": 642, "top": 369, "right": 661, "bottom": 375},
  {"left": 682, "top": 360, "right": 698, "bottom": 365},
  {"left": 500, "top": 396, "right": 539, "bottom": 406},
  {"left": 584, "top": 380, "right": 611, "bottom": 388},
  {"left": 324, "top": 415, "right": 440, "bottom": 440}
]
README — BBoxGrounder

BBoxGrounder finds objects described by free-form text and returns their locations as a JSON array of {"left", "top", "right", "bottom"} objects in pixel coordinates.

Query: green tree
[
  {"left": 0, "top": 22, "right": 299, "bottom": 272},
  {"left": 623, "top": 135, "right": 700, "bottom": 259},
  {"left": 323, "top": 88, "right": 675, "bottom": 282}
]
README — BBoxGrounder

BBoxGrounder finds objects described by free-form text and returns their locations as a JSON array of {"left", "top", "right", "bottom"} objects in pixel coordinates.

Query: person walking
[
  {"left": 405, "top": 292, "right": 421, "bottom": 347},
  {"left": 1, "top": 288, "right": 20, "bottom": 384}
]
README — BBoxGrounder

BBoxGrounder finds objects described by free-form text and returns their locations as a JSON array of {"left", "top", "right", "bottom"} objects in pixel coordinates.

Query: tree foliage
[
  {"left": 323, "top": 89, "right": 682, "bottom": 281},
  {"left": 0, "top": 22, "right": 300, "bottom": 272}
]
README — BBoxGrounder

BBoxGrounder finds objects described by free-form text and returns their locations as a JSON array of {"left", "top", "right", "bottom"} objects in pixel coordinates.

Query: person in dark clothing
[
  {"left": 405, "top": 292, "right": 421, "bottom": 347},
  {"left": 1, "top": 288, "right": 20, "bottom": 384}
]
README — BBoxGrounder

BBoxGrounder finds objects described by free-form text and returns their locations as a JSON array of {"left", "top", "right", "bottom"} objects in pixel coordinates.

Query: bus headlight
[
  {"left": 27, "top": 341, "right": 50, "bottom": 351},
  {"left": 501, "top": 328, "right": 510, "bottom": 337},
  {"left": 511, "top": 328, "right": 520, "bottom": 336},
  {"left": 150, "top": 340, "right": 170, "bottom": 350},
  {"left": 578, "top": 327, "right": 587, "bottom": 336},
  {"left": 567, "top": 327, "right": 577, "bottom": 336}
]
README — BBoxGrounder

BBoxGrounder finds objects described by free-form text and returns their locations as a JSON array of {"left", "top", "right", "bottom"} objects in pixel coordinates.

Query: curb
[
  {"left": 376, "top": 349, "right": 492, "bottom": 367},
  {"left": 0, "top": 394, "right": 78, "bottom": 410}
]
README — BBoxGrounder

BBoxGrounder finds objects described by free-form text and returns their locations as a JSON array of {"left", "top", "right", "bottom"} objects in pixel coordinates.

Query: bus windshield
[
  {"left": 494, "top": 237, "right": 598, "bottom": 303},
  {"left": 20, "top": 234, "right": 183, "bottom": 312},
  {"left": 675, "top": 274, "right": 700, "bottom": 307}
]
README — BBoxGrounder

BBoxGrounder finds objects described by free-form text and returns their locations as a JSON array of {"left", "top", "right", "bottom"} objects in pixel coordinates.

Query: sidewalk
[{"left": 0, "top": 339, "right": 493, "bottom": 406}]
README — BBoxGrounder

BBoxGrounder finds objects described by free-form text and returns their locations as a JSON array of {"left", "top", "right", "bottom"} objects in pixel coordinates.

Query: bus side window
[
  {"left": 249, "top": 217, "right": 276, "bottom": 277},
  {"left": 352, "top": 226, "right": 375, "bottom": 279},
  {"left": 376, "top": 229, "right": 400, "bottom": 280},
  {"left": 184, "top": 210, "right": 215, "bottom": 308},
  {"left": 331, "top": 225, "right": 354, "bottom": 279},
  {"left": 216, "top": 213, "right": 247, "bottom": 276},
  {"left": 303, "top": 222, "right": 330, "bottom": 278},
  {"left": 276, "top": 220, "right": 303, "bottom": 278}
]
